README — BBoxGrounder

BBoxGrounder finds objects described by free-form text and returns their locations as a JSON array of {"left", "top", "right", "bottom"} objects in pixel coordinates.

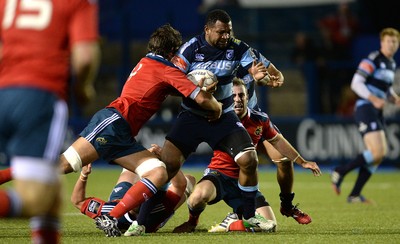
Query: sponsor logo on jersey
[
  {"left": 88, "top": 199, "right": 101, "bottom": 214},
  {"left": 96, "top": 137, "right": 107, "bottom": 145},
  {"left": 195, "top": 53, "right": 205, "bottom": 61},
  {"left": 226, "top": 50, "right": 234, "bottom": 60},
  {"left": 359, "top": 60, "right": 374, "bottom": 74},
  {"left": 254, "top": 126, "right": 263, "bottom": 136}
]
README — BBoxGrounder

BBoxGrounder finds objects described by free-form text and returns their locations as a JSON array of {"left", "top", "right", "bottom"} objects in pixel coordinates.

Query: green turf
[{"left": 1, "top": 166, "right": 400, "bottom": 243}]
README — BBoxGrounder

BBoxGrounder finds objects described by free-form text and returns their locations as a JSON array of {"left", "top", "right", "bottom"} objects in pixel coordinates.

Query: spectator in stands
[{"left": 316, "top": 1, "right": 360, "bottom": 114}]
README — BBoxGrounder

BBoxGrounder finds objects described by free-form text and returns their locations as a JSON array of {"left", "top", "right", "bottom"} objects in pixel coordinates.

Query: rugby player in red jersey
[
  {"left": 173, "top": 78, "right": 321, "bottom": 233},
  {"left": 0, "top": 0, "right": 99, "bottom": 243},
  {"left": 59, "top": 24, "right": 221, "bottom": 237}
]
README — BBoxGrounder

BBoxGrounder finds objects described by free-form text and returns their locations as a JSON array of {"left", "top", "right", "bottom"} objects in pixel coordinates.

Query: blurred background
[{"left": 68, "top": 0, "right": 400, "bottom": 168}]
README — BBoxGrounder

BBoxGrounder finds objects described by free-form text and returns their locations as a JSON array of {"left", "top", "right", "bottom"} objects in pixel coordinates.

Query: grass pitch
[{"left": 1, "top": 165, "right": 400, "bottom": 244}]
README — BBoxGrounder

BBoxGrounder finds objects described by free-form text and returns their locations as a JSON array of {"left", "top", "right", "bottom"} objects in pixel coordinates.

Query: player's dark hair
[
  {"left": 148, "top": 24, "right": 182, "bottom": 58},
  {"left": 206, "top": 9, "right": 231, "bottom": 27}
]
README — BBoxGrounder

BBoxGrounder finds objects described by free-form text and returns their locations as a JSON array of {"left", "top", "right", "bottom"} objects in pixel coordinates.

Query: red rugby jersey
[
  {"left": 0, "top": 0, "right": 98, "bottom": 100},
  {"left": 208, "top": 108, "right": 278, "bottom": 178},
  {"left": 107, "top": 55, "right": 198, "bottom": 137}
]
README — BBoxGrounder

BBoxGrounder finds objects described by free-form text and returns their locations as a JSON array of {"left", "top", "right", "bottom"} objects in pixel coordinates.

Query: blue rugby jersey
[
  {"left": 355, "top": 50, "right": 397, "bottom": 108},
  {"left": 236, "top": 49, "right": 271, "bottom": 110},
  {"left": 172, "top": 34, "right": 255, "bottom": 115}
]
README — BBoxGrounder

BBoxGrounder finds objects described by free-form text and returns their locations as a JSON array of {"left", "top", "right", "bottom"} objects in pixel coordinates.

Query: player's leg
[
  {"left": 262, "top": 140, "right": 312, "bottom": 224},
  {"left": 0, "top": 91, "right": 67, "bottom": 243},
  {"left": 0, "top": 167, "right": 12, "bottom": 184},
  {"left": 110, "top": 150, "right": 168, "bottom": 220},
  {"left": 173, "top": 176, "right": 217, "bottom": 233},
  {"left": 332, "top": 104, "right": 386, "bottom": 200},
  {"left": 60, "top": 137, "right": 99, "bottom": 173},
  {"left": 347, "top": 130, "right": 386, "bottom": 203},
  {"left": 218, "top": 129, "right": 275, "bottom": 231}
]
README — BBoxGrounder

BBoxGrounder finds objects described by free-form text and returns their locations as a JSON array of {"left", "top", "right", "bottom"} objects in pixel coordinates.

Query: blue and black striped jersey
[
  {"left": 355, "top": 50, "right": 397, "bottom": 107},
  {"left": 173, "top": 34, "right": 255, "bottom": 115}
]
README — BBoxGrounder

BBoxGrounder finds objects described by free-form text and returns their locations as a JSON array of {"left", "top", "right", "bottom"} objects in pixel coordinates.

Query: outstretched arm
[
  {"left": 269, "top": 134, "right": 322, "bottom": 176},
  {"left": 71, "top": 164, "right": 92, "bottom": 209}
]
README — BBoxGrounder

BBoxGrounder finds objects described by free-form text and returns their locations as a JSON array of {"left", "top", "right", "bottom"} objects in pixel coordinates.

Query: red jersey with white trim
[
  {"left": 209, "top": 108, "right": 279, "bottom": 178},
  {"left": 0, "top": 0, "right": 98, "bottom": 100},
  {"left": 107, "top": 53, "right": 199, "bottom": 137}
]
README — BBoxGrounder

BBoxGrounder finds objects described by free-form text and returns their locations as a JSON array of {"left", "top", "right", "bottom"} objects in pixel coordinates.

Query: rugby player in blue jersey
[
  {"left": 151, "top": 9, "right": 283, "bottom": 234},
  {"left": 331, "top": 27, "right": 400, "bottom": 203}
]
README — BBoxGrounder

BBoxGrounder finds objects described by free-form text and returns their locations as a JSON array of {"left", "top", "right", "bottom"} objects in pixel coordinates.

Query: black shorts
[
  {"left": 166, "top": 110, "right": 254, "bottom": 159},
  {"left": 354, "top": 103, "right": 385, "bottom": 136},
  {"left": 200, "top": 169, "right": 268, "bottom": 213}
]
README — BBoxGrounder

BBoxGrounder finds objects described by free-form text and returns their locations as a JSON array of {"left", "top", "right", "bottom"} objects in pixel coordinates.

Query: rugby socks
[
  {"left": 0, "top": 167, "right": 12, "bottom": 185},
  {"left": 280, "top": 192, "right": 295, "bottom": 209},
  {"left": 349, "top": 166, "right": 372, "bottom": 196},
  {"left": 31, "top": 216, "right": 60, "bottom": 244},
  {"left": 164, "top": 190, "right": 181, "bottom": 210},
  {"left": 0, "top": 191, "right": 11, "bottom": 217},
  {"left": 109, "top": 178, "right": 157, "bottom": 219},
  {"left": 145, "top": 190, "right": 181, "bottom": 232},
  {"left": 137, "top": 190, "right": 166, "bottom": 225},
  {"left": 336, "top": 153, "right": 366, "bottom": 176},
  {"left": 240, "top": 190, "right": 257, "bottom": 220},
  {"left": 187, "top": 205, "right": 205, "bottom": 226}
]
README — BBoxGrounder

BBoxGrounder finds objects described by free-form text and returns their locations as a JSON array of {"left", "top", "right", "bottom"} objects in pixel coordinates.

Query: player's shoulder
[
  {"left": 230, "top": 37, "right": 250, "bottom": 49},
  {"left": 367, "top": 50, "right": 380, "bottom": 61},
  {"left": 248, "top": 108, "right": 269, "bottom": 122}
]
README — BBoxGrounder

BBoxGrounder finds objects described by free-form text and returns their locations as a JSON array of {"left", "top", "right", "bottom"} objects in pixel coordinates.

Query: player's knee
[
  {"left": 188, "top": 190, "right": 209, "bottom": 208},
  {"left": 235, "top": 149, "right": 258, "bottom": 174},
  {"left": 136, "top": 158, "right": 168, "bottom": 185}
]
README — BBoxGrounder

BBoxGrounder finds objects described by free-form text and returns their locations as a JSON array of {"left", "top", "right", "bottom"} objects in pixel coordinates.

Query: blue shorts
[
  {"left": 166, "top": 110, "right": 253, "bottom": 159},
  {"left": 0, "top": 88, "right": 67, "bottom": 163},
  {"left": 354, "top": 103, "right": 385, "bottom": 136},
  {"left": 200, "top": 168, "right": 266, "bottom": 213},
  {"left": 79, "top": 108, "right": 146, "bottom": 162}
]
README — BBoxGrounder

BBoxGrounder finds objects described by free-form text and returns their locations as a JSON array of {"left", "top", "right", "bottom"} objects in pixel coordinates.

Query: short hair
[
  {"left": 380, "top": 27, "right": 400, "bottom": 41},
  {"left": 232, "top": 77, "right": 246, "bottom": 87},
  {"left": 205, "top": 9, "right": 231, "bottom": 27},
  {"left": 147, "top": 24, "right": 182, "bottom": 57}
]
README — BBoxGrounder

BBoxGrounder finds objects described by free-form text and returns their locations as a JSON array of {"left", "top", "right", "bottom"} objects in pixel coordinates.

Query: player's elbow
[{"left": 70, "top": 196, "right": 83, "bottom": 210}]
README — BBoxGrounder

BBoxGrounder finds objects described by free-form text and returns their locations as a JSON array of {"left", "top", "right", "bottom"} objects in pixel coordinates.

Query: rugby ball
[{"left": 187, "top": 69, "right": 217, "bottom": 91}]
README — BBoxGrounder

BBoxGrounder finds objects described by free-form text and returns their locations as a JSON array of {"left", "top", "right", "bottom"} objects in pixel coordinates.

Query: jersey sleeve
[
  {"left": 80, "top": 197, "right": 106, "bottom": 219},
  {"left": 356, "top": 58, "right": 375, "bottom": 78},
  {"left": 262, "top": 119, "right": 279, "bottom": 141},
  {"left": 164, "top": 66, "right": 199, "bottom": 98},
  {"left": 69, "top": 0, "right": 99, "bottom": 44}
]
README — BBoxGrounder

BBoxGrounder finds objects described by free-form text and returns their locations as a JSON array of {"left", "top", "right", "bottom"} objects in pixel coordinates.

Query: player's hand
[
  {"left": 249, "top": 61, "right": 268, "bottom": 81},
  {"left": 267, "top": 75, "right": 284, "bottom": 88},
  {"left": 198, "top": 77, "right": 218, "bottom": 94},
  {"left": 301, "top": 161, "right": 322, "bottom": 177},
  {"left": 149, "top": 144, "right": 162, "bottom": 158},
  {"left": 369, "top": 95, "right": 385, "bottom": 110},
  {"left": 81, "top": 164, "right": 92, "bottom": 176}
]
